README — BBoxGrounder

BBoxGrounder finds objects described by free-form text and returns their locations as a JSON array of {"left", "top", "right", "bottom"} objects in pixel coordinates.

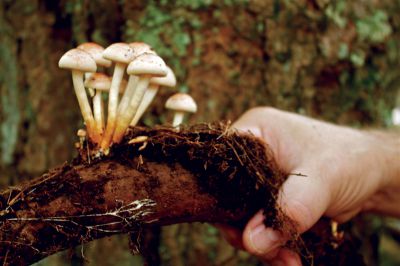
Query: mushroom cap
[
  {"left": 127, "top": 53, "right": 167, "bottom": 77},
  {"left": 165, "top": 93, "right": 197, "bottom": 113},
  {"left": 77, "top": 42, "right": 112, "bottom": 67},
  {"left": 59, "top": 49, "right": 97, "bottom": 72},
  {"left": 129, "top": 42, "right": 156, "bottom": 57},
  {"left": 84, "top": 73, "right": 112, "bottom": 91},
  {"left": 84, "top": 73, "right": 127, "bottom": 93},
  {"left": 103, "top": 43, "right": 135, "bottom": 64},
  {"left": 77, "top": 129, "right": 87, "bottom": 138},
  {"left": 150, "top": 66, "right": 176, "bottom": 87}
]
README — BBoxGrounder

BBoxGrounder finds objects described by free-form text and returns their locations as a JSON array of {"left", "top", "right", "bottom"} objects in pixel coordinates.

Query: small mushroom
[
  {"left": 84, "top": 73, "right": 111, "bottom": 135},
  {"left": 117, "top": 42, "right": 155, "bottom": 120},
  {"left": 101, "top": 43, "right": 135, "bottom": 150},
  {"left": 112, "top": 53, "right": 167, "bottom": 143},
  {"left": 77, "top": 129, "right": 87, "bottom": 148},
  {"left": 130, "top": 66, "right": 176, "bottom": 127},
  {"left": 77, "top": 42, "right": 112, "bottom": 136},
  {"left": 165, "top": 93, "right": 197, "bottom": 128},
  {"left": 58, "top": 49, "right": 99, "bottom": 142},
  {"left": 84, "top": 73, "right": 127, "bottom": 135}
]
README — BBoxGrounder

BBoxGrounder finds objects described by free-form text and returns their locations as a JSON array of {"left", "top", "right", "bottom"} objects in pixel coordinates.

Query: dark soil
[{"left": 0, "top": 123, "right": 365, "bottom": 265}]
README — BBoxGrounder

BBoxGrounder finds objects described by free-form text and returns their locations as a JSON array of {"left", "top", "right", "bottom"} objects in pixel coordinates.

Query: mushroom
[
  {"left": 58, "top": 49, "right": 99, "bottom": 142},
  {"left": 117, "top": 42, "right": 156, "bottom": 120},
  {"left": 112, "top": 53, "right": 167, "bottom": 143},
  {"left": 84, "top": 73, "right": 111, "bottom": 135},
  {"left": 84, "top": 73, "right": 128, "bottom": 134},
  {"left": 77, "top": 42, "right": 112, "bottom": 68},
  {"left": 129, "top": 42, "right": 155, "bottom": 55},
  {"left": 77, "top": 42, "right": 112, "bottom": 136},
  {"left": 165, "top": 93, "right": 197, "bottom": 128},
  {"left": 101, "top": 43, "right": 135, "bottom": 150},
  {"left": 77, "top": 129, "right": 87, "bottom": 148},
  {"left": 130, "top": 66, "right": 176, "bottom": 127}
]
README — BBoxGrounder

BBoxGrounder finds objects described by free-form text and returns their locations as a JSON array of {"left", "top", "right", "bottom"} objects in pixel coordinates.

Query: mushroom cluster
[{"left": 59, "top": 42, "right": 197, "bottom": 152}]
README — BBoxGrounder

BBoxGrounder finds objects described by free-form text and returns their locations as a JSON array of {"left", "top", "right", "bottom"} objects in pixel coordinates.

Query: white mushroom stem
[
  {"left": 92, "top": 90, "right": 104, "bottom": 134},
  {"left": 130, "top": 85, "right": 159, "bottom": 127},
  {"left": 172, "top": 111, "right": 185, "bottom": 127},
  {"left": 117, "top": 75, "right": 139, "bottom": 116},
  {"left": 84, "top": 73, "right": 102, "bottom": 135},
  {"left": 112, "top": 76, "right": 151, "bottom": 143},
  {"left": 84, "top": 73, "right": 95, "bottom": 97},
  {"left": 100, "top": 94, "right": 105, "bottom": 127},
  {"left": 101, "top": 62, "right": 126, "bottom": 149},
  {"left": 71, "top": 70, "right": 98, "bottom": 141}
]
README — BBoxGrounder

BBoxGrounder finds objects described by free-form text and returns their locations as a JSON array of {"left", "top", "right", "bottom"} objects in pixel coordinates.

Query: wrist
[
  {"left": 362, "top": 130, "right": 400, "bottom": 217},
  {"left": 369, "top": 130, "right": 400, "bottom": 189}
]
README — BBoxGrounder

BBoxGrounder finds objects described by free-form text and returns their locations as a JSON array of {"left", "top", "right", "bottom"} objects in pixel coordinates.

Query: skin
[{"left": 219, "top": 107, "right": 400, "bottom": 266}]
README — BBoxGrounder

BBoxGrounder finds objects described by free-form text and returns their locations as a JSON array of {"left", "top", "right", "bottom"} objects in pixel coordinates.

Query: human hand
[{"left": 219, "top": 107, "right": 400, "bottom": 265}]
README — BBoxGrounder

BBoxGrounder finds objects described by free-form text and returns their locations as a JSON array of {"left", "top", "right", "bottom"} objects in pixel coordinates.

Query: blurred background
[{"left": 1, "top": 0, "right": 400, "bottom": 265}]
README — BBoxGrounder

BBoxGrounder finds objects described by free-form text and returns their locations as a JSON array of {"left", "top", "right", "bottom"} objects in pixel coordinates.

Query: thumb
[{"left": 243, "top": 169, "right": 330, "bottom": 256}]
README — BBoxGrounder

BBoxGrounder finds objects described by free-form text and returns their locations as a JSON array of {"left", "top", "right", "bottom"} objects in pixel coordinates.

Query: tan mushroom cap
[
  {"left": 150, "top": 66, "right": 176, "bottom": 87},
  {"left": 77, "top": 42, "right": 112, "bottom": 67},
  {"left": 127, "top": 53, "right": 167, "bottom": 77},
  {"left": 165, "top": 93, "right": 197, "bottom": 113},
  {"left": 77, "top": 129, "right": 87, "bottom": 138},
  {"left": 103, "top": 43, "right": 135, "bottom": 64},
  {"left": 58, "top": 49, "right": 97, "bottom": 72},
  {"left": 84, "top": 73, "right": 127, "bottom": 93},
  {"left": 129, "top": 42, "right": 156, "bottom": 57},
  {"left": 84, "top": 73, "right": 111, "bottom": 91}
]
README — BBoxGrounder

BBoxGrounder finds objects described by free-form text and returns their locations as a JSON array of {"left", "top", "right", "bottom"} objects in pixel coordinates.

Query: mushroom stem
[
  {"left": 100, "top": 94, "right": 105, "bottom": 128},
  {"left": 85, "top": 73, "right": 102, "bottom": 137},
  {"left": 113, "top": 76, "right": 151, "bottom": 143},
  {"left": 101, "top": 62, "right": 126, "bottom": 150},
  {"left": 71, "top": 70, "right": 98, "bottom": 142},
  {"left": 84, "top": 73, "right": 96, "bottom": 97},
  {"left": 117, "top": 75, "right": 139, "bottom": 116},
  {"left": 130, "top": 85, "right": 159, "bottom": 127},
  {"left": 93, "top": 90, "right": 104, "bottom": 135},
  {"left": 172, "top": 111, "right": 185, "bottom": 127}
]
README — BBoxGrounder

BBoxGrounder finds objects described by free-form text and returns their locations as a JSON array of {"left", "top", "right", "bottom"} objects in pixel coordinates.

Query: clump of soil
[
  {"left": 110, "top": 123, "right": 289, "bottom": 229},
  {"left": 301, "top": 218, "right": 365, "bottom": 265},
  {"left": 0, "top": 123, "right": 365, "bottom": 265}
]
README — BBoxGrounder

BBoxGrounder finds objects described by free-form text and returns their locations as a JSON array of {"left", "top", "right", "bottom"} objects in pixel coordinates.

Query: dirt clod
[{"left": 0, "top": 123, "right": 364, "bottom": 265}]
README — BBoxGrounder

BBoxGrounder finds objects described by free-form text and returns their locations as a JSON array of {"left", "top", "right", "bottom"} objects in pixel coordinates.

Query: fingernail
[
  {"left": 249, "top": 225, "right": 282, "bottom": 254},
  {"left": 235, "top": 127, "right": 262, "bottom": 138},
  {"left": 271, "top": 259, "right": 285, "bottom": 266}
]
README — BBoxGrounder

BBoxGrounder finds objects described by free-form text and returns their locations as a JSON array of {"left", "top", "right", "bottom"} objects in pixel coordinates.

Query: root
[{"left": 0, "top": 123, "right": 365, "bottom": 265}]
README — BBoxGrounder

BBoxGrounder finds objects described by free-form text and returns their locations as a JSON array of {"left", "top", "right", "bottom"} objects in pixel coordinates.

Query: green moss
[
  {"left": 350, "top": 50, "right": 366, "bottom": 67},
  {"left": 338, "top": 43, "right": 349, "bottom": 59},
  {"left": 0, "top": 17, "right": 20, "bottom": 165},
  {"left": 324, "top": 0, "right": 347, "bottom": 28},
  {"left": 124, "top": 1, "right": 204, "bottom": 91},
  {"left": 356, "top": 10, "right": 392, "bottom": 43},
  {"left": 174, "top": 0, "right": 213, "bottom": 9}
]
